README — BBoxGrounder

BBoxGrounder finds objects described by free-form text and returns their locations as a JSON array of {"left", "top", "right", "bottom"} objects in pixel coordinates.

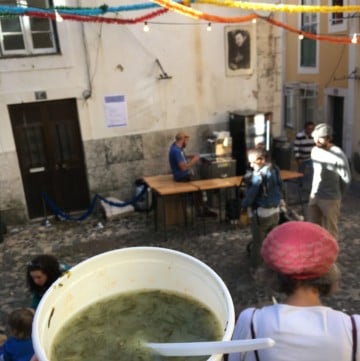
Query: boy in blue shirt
[
  {"left": 241, "top": 147, "right": 283, "bottom": 270},
  {"left": 2, "top": 308, "right": 34, "bottom": 361}
]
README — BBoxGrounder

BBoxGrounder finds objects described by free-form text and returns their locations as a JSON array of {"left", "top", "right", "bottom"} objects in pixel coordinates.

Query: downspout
[
  {"left": 346, "top": 0, "right": 358, "bottom": 158},
  {"left": 280, "top": 0, "right": 286, "bottom": 137},
  {"left": 78, "top": 0, "right": 92, "bottom": 100}
]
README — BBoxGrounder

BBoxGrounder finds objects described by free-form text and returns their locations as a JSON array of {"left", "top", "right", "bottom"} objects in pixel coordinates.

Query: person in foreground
[
  {"left": 1, "top": 308, "right": 34, "bottom": 361},
  {"left": 26, "top": 254, "right": 70, "bottom": 309},
  {"left": 229, "top": 221, "right": 360, "bottom": 361}
]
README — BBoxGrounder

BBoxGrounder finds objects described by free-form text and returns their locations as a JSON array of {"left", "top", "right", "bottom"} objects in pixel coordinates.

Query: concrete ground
[{"left": 0, "top": 181, "right": 359, "bottom": 331}]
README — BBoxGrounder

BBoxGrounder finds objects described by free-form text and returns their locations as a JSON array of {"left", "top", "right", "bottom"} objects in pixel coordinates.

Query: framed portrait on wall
[{"left": 225, "top": 24, "right": 255, "bottom": 76}]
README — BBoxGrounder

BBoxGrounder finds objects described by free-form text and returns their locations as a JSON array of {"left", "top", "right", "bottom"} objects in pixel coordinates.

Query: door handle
[
  {"left": 55, "top": 163, "right": 67, "bottom": 170},
  {"left": 29, "top": 167, "right": 45, "bottom": 173}
]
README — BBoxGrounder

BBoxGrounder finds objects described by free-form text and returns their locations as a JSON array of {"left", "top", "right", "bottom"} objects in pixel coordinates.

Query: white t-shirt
[
  {"left": 229, "top": 304, "right": 360, "bottom": 361},
  {"left": 310, "top": 145, "right": 351, "bottom": 200}
]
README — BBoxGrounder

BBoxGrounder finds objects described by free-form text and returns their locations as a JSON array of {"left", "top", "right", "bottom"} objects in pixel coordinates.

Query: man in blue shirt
[
  {"left": 168, "top": 131, "right": 217, "bottom": 218},
  {"left": 169, "top": 131, "right": 200, "bottom": 181}
]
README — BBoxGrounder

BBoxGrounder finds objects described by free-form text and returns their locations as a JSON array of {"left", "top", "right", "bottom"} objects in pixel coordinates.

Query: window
[
  {"left": 284, "top": 83, "right": 318, "bottom": 129},
  {"left": 330, "top": 0, "right": 343, "bottom": 25},
  {"left": 300, "top": 87, "right": 317, "bottom": 126},
  {"left": 284, "top": 86, "right": 297, "bottom": 128},
  {"left": 328, "top": 0, "right": 347, "bottom": 33},
  {"left": 0, "top": 0, "right": 59, "bottom": 56},
  {"left": 300, "top": 0, "right": 318, "bottom": 69}
]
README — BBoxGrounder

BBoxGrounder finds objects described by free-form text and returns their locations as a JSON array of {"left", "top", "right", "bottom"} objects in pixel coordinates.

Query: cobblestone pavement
[{"left": 0, "top": 181, "right": 360, "bottom": 331}]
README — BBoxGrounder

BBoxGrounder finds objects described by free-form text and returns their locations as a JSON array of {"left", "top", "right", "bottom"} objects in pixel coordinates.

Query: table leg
[
  {"left": 162, "top": 195, "right": 168, "bottom": 241},
  {"left": 154, "top": 193, "right": 158, "bottom": 232}
]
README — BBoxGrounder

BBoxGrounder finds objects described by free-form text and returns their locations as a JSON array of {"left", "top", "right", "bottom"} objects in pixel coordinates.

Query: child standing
[{"left": 2, "top": 308, "right": 34, "bottom": 361}]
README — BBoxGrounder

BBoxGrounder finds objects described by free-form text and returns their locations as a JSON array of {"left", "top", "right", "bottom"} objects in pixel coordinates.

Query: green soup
[{"left": 51, "top": 289, "right": 223, "bottom": 361}]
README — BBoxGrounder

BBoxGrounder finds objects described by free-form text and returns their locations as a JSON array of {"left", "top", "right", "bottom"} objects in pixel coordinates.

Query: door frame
[
  {"left": 8, "top": 98, "right": 90, "bottom": 219},
  {"left": 324, "top": 87, "right": 350, "bottom": 153}
]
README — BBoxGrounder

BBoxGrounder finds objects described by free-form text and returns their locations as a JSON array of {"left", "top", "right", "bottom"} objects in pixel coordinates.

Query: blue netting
[{"left": 41, "top": 184, "right": 147, "bottom": 222}]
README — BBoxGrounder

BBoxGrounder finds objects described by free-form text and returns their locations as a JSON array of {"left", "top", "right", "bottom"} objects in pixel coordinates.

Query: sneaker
[
  {"left": 203, "top": 208, "right": 218, "bottom": 218},
  {"left": 197, "top": 208, "right": 218, "bottom": 218}
]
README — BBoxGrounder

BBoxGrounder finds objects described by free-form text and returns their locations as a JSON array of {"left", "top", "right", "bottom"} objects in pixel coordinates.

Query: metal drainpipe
[
  {"left": 77, "top": 0, "right": 92, "bottom": 99},
  {"left": 0, "top": 214, "right": 4, "bottom": 243}
]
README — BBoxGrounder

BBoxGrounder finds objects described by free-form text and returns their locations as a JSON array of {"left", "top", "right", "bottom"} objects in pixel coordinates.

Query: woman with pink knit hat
[{"left": 229, "top": 221, "right": 360, "bottom": 361}]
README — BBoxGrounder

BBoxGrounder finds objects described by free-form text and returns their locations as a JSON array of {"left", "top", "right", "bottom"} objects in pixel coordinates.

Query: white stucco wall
[
  {"left": 0, "top": 0, "right": 282, "bottom": 221},
  {"left": 0, "top": 1, "right": 279, "bottom": 148}
]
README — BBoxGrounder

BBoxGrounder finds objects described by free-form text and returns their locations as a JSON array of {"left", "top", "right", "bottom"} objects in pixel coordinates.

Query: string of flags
[{"left": 0, "top": 1, "right": 359, "bottom": 44}]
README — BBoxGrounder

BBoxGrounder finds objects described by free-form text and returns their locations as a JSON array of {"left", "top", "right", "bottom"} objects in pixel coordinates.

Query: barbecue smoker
[{"left": 198, "top": 131, "right": 236, "bottom": 180}]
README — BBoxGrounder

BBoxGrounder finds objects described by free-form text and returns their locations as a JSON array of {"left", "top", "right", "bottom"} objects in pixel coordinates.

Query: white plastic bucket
[{"left": 33, "top": 247, "right": 235, "bottom": 361}]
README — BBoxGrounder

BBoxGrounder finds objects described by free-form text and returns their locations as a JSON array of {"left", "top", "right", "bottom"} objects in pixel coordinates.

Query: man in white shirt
[{"left": 309, "top": 123, "right": 351, "bottom": 239}]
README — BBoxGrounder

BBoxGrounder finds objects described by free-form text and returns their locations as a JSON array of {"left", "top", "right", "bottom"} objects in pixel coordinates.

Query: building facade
[
  {"left": 0, "top": 0, "right": 282, "bottom": 223},
  {"left": 282, "top": 0, "right": 360, "bottom": 175}
]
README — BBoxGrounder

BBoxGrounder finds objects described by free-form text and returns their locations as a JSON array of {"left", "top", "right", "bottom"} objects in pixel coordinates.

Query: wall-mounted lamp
[
  {"left": 206, "top": 23, "right": 212, "bottom": 32},
  {"left": 298, "top": 33, "right": 304, "bottom": 40},
  {"left": 143, "top": 22, "right": 149, "bottom": 32}
]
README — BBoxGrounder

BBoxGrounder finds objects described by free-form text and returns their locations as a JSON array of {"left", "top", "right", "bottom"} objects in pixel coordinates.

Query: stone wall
[
  {"left": 0, "top": 122, "right": 228, "bottom": 224},
  {"left": 84, "top": 122, "right": 228, "bottom": 201}
]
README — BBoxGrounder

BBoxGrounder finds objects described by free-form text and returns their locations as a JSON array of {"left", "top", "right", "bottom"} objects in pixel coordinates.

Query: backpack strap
[
  {"left": 250, "top": 308, "right": 260, "bottom": 361},
  {"left": 351, "top": 315, "right": 357, "bottom": 361}
]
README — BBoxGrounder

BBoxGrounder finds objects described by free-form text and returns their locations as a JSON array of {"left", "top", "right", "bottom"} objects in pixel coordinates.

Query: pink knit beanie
[{"left": 261, "top": 221, "right": 339, "bottom": 279}]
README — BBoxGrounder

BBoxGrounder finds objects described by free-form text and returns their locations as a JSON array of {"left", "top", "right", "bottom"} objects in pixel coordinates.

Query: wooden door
[
  {"left": 329, "top": 95, "right": 344, "bottom": 148},
  {"left": 9, "top": 99, "right": 90, "bottom": 219}
]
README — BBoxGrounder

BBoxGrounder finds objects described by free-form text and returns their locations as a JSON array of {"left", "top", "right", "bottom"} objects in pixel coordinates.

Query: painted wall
[
  {"left": 283, "top": 0, "right": 359, "bottom": 167},
  {"left": 285, "top": 8, "right": 349, "bottom": 93},
  {"left": 0, "top": 0, "right": 282, "bottom": 222}
]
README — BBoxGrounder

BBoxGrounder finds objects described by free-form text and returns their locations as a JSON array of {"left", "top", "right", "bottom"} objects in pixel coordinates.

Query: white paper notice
[{"left": 104, "top": 95, "right": 128, "bottom": 127}]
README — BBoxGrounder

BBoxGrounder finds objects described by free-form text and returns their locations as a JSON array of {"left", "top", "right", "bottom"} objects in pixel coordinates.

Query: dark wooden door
[
  {"left": 8, "top": 99, "right": 90, "bottom": 219},
  {"left": 329, "top": 95, "right": 344, "bottom": 148}
]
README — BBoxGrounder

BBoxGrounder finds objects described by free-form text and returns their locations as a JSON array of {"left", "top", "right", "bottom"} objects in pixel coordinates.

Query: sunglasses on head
[
  {"left": 27, "top": 260, "right": 43, "bottom": 270},
  {"left": 250, "top": 157, "right": 263, "bottom": 163}
]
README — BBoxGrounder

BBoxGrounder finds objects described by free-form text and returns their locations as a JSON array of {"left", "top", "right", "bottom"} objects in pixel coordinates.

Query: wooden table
[
  {"left": 143, "top": 170, "right": 304, "bottom": 240},
  {"left": 280, "top": 170, "right": 304, "bottom": 181},
  {"left": 189, "top": 176, "right": 243, "bottom": 190},
  {"left": 142, "top": 174, "right": 173, "bottom": 187},
  {"left": 143, "top": 175, "right": 199, "bottom": 240},
  {"left": 189, "top": 177, "right": 243, "bottom": 222},
  {"left": 279, "top": 170, "right": 305, "bottom": 213}
]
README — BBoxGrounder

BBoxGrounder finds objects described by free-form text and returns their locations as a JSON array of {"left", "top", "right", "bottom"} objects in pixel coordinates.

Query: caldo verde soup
[{"left": 51, "top": 289, "right": 223, "bottom": 361}]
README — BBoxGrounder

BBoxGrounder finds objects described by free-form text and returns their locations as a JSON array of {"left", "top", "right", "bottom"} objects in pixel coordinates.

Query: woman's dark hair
[
  {"left": 8, "top": 308, "right": 34, "bottom": 339},
  {"left": 277, "top": 274, "right": 333, "bottom": 297},
  {"left": 255, "top": 264, "right": 341, "bottom": 298},
  {"left": 26, "top": 254, "right": 62, "bottom": 294}
]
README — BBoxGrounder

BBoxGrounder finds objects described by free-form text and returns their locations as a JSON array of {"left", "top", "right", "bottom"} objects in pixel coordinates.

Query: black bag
[
  {"left": 225, "top": 199, "right": 241, "bottom": 221},
  {"left": 279, "top": 208, "right": 292, "bottom": 224}
]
